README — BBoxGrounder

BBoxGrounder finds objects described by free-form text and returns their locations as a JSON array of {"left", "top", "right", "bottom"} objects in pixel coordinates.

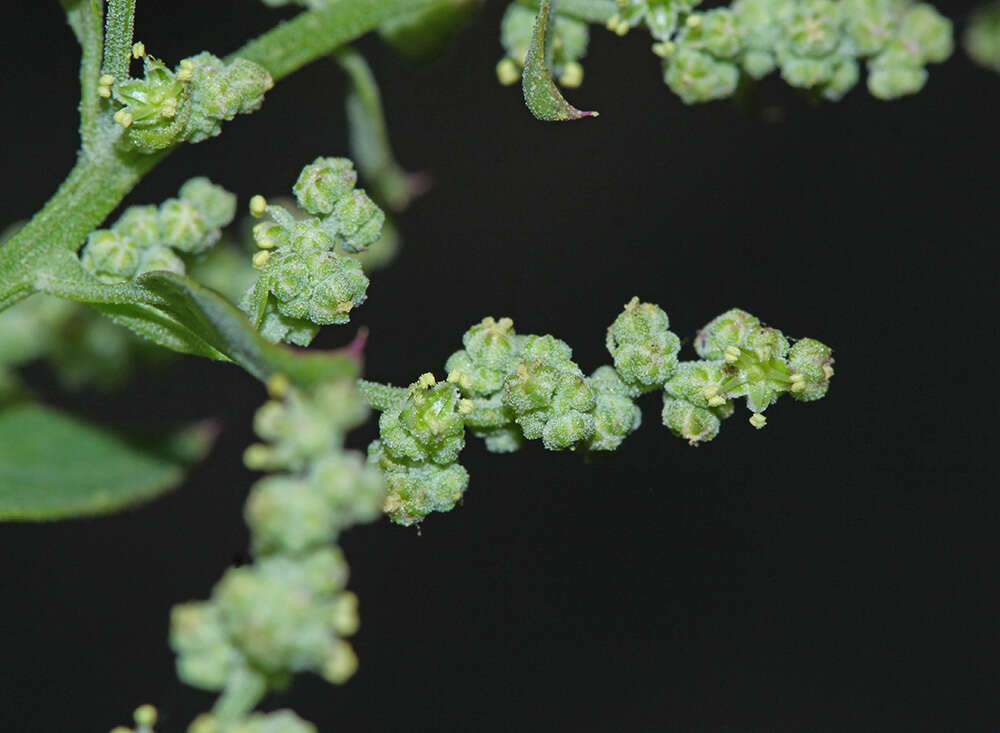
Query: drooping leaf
[
  {"left": 522, "top": 0, "right": 598, "bottom": 121},
  {"left": 0, "top": 402, "right": 216, "bottom": 521}
]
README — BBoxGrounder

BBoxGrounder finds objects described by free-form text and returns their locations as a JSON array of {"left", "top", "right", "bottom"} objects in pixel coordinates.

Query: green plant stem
[
  {"left": 102, "top": 0, "right": 136, "bottom": 81},
  {"left": 60, "top": 0, "right": 103, "bottom": 150},
  {"left": 211, "top": 665, "right": 268, "bottom": 724},
  {"left": 0, "top": 150, "right": 164, "bottom": 311},
  {"left": 231, "top": 0, "right": 436, "bottom": 81},
  {"left": 0, "top": 0, "right": 432, "bottom": 314}
]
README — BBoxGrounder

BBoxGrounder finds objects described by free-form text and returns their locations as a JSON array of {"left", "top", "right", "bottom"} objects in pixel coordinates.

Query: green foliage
[
  {"left": 966, "top": 1, "right": 1000, "bottom": 72},
  {"left": 0, "top": 403, "right": 215, "bottom": 520}
]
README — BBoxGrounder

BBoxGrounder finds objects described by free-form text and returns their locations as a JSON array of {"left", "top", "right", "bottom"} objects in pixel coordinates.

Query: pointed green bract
[{"left": 521, "top": 0, "right": 598, "bottom": 120}]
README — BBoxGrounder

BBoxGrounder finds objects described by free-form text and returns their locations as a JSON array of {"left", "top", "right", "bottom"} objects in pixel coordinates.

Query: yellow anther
[
  {"left": 249, "top": 195, "right": 268, "bottom": 217},
  {"left": 266, "top": 373, "right": 290, "bottom": 399},
  {"left": 243, "top": 443, "right": 274, "bottom": 471},
  {"left": 98, "top": 86, "right": 112, "bottom": 98},
  {"left": 495, "top": 58, "right": 520, "bottom": 86},
  {"left": 334, "top": 301, "right": 354, "bottom": 314},
  {"left": 606, "top": 13, "right": 622, "bottom": 31},
  {"left": 446, "top": 370, "right": 461, "bottom": 384},
  {"left": 161, "top": 97, "right": 177, "bottom": 118},
  {"left": 614, "top": 18, "right": 630, "bottom": 35},
  {"left": 113, "top": 109, "right": 133, "bottom": 128},
  {"left": 133, "top": 704, "right": 157, "bottom": 727},
  {"left": 321, "top": 642, "right": 359, "bottom": 684},
  {"left": 132, "top": 41, "right": 145, "bottom": 59},
  {"left": 822, "top": 364, "right": 835, "bottom": 379},
  {"left": 458, "top": 399, "right": 474, "bottom": 415},
  {"left": 749, "top": 413, "right": 767, "bottom": 429},
  {"left": 559, "top": 62, "right": 584, "bottom": 89},
  {"left": 498, "top": 316, "right": 514, "bottom": 331},
  {"left": 417, "top": 372, "right": 436, "bottom": 388},
  {"left": 686, "top": 14, "right": 702, "bottom": 28},
  {"left": 724, "top": 345, "right": 741, "bottom": 363},
  {"left": 625, "top": 295, "right": 640, "bottom": 310},
  {"left": 251, "top": 250, "right": 271, "bottom": 269},
  {"left": 176, "top": 59, "right": 195, "bottom": 82},
  {"left": 652, "top": 41, "right": 675, "bottom": 58},
  {"left": 99, "top": 74, "right": 115, "bottom": 86},
  {"left": 708, "top": 395, "right": 726, "bottom": 407},
  {"left": 253, "top": 223, "right": 277, "bottom": 249},
  {"left": 789, "top": 381, "right": 806, "bottom": 392},
  {"left": 703, "top": 384, "right": 719, "bottom": 399}
]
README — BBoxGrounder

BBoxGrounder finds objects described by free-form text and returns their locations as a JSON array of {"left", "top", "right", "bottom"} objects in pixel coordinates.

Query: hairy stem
[
  {"left": 102, "top": 0, "right": 136, "bottom": 81},
  {"left": 60, "top": 0, "right": 103, "bottom": 149},
  {"left": 0, "top": 0, "right": 432, "bottom": 314}
]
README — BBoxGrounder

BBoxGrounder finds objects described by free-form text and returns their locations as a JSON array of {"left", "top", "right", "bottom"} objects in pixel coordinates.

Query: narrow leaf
[
  {"left": 522, "top": 0, "right": 598, "bottom": 121},
  {"left": 138, "top": 272, "right": 360, "bottom": 386},
  {"left": 0, "top": 403, "right": 216, "bottom": 521}
]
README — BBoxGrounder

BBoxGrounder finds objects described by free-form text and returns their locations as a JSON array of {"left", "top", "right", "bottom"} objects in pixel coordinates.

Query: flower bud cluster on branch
[
  {"left": 240, "top": 158, "right": 385, "bottom": 346},
  {"left": 498, "top": 0, "right": 953, "bottom": 104},
  {"left": 361, "top": 299, "right": 834, "bottom": 525},
  {"left": 77, "top": 178, "right": 236, "bottom": 283},
  {"left": 170, "top": 377, "right": 384, "bottom": 732}
]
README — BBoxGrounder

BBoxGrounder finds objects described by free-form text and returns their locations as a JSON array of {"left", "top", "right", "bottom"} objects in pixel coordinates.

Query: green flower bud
[
  {"left": 463, "top": 392, "right": 514, "bottom": 430},
  {"left": 245, "top": 475, "right": 338, "bottom": 556},
  {"left": 822, "top": 58, "right": 860, "bottom": 100},
  {"left": 169, "top": 601, "right": 241, "bottom": 690},
  {"left": 310, "top": 452, "right": 386, "bottom": 525},
  {"left": 542, "top": 409, "right": 595, "bottom": 450},
  {"left": 663, "top": 360, "right": 729, "bottom": 409},
  {"left": 179, "top": 177, "right": 237, "bottom": 230},
  {"left": 445, "top": 317, "right": 522, "bottom": 397},
  {"left": 247, "top": 381, "right": 369, "bottom": 472},
  {"left": 742, "top": 49, "right": 777, "bottom": 78},
  {"left": 842, "top": 0, "right": 896, "bottom": 56},
  {"left": 664, "top": 48, "right": 739, "bottom": 103},
  {"left": 733, "top": 0, "right": 788, "bottom": 51},
  {"left": 787, "top": 337, "right": 834, "bottom": 401},
  {"left": 369, "top": 440, "right": 470, "bottom": 525},
  {"left": 898, "top": 3, "right": 953, "bottom": 63},
  {"left": 112, "top": 205, "right": 160, "bottom": 249},
  {"left": 262, "top": 249, "right": 368, "bottom": 325},
  {"left": 256, "top": 301, "right": 320, "bottom": 347},
  {"left": 79, "top": 230, "right": 139, "bottom": 282},
  {"left": 587, "top": 368, "right": 641, "bottom": 451},
  {"left": 113, "top": 55, "right": 191, "bottom": 153},
  {"left": 780, "top": 54, "right": 835, "bottom": 87},
  {"left": 479, "top": 425, "right": 525, "bottom": 454},
  {"left": 605, "top": 297, "right": 680, "bottom": 392},
  {"left": 867, "top": 54, "right": 927, "bottom": 98},
  {"left": 503, "top": 358, "right": 595, "bottom": 448},
  {"left": 214, "top": 548, "right": 352, "bottom": 676},
  {"left": 293, "top": 157, "right": 357, "bottom": 216},
  {"left": 694, "top": 308, "right": 760, "bottom": 360},
  {"left": 184, "top": 53, "right": 274, "bottom": 144},
  {"left": 678, "top": 9, "right": 743, "bottom": 59},
  {"left": 327, "top": 190, "right": 385, "bottom": 253},
  {"left": 783, "top": 0, "right": 841, "bottom": 58},
  {"left": 662, "top": 397, "right": 721, "bottom": 444},
  {"left": 159, "top": 198, "right": 215, "bottom": 253},
  {"left": 136, "top": 245, "right": 186, "bottom": 276},
  {"left": 377, "top": 376, "right": 467, "bottom": 464}
]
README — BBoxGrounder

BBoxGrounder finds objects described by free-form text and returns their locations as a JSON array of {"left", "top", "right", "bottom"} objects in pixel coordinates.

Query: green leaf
[
  {"left": 378, "top": 0, "right": 482, "bottom": 61},
  {"left": 522, "top": 0, "right": 598, "bottom": 121},
  {"left": 137, "top": 271, "right": 361, "bottom": 386},
  {"left": 0, "top": 402, "right": 216, "bottom": 521}
]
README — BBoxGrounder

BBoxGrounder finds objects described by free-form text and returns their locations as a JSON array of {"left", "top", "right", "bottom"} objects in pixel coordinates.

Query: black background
[{"left": 1, "top": 0, "right": 998, "bottom": 730}]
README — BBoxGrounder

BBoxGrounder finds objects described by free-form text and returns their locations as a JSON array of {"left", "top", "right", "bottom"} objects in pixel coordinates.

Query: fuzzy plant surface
[{"left": 9, "top": 0, "right": 986, "bottom": 728}]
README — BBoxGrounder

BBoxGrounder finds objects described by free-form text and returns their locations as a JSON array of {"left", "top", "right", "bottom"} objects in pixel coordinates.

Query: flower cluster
[
  {"left": 240, "top": 158, "right": 384, "bottom": 346},
  {"left": 171, "top": 377, "right": 384, "bottom": 730},
  {"left": 78, "top": 177, "right": 236, "bottom": 283},
  {"left": 496, "top": 2, "right": 590, "bottom": 88},
  {"left": 650, "top": 0, "right": 953, "bottom": 103},
  {"left": 110, "top": 49, "right": 272, "bottom": 153},
  {"left": 365, "top": 373, "right": 472, "bottom": 526},
  {"left": 362, "top": 300, "right": 833, "bottom": 524}
]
